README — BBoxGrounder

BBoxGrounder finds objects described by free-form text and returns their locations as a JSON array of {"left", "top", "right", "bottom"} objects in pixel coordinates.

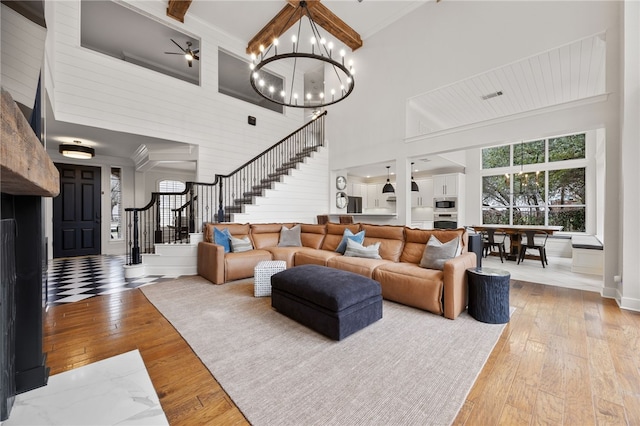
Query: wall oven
[
  {"left": 434, "top": 213, "right": 458, "bottom": 229},
  {"left": 434, "top": 197, "right": 457, "bottom": 212}
]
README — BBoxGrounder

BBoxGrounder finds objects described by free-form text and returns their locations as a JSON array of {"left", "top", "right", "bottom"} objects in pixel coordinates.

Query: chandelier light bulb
[
  {"left": 319, "top": 92, "right": 325, "bottom": 99},
  {"left": 293, "top": 93, "right": 298, "bottom": 99},
  {"left": 328, "top": 41, "right": 334, "bottom": 49},
  {"left": 249, "top": 63, "right": 255, "bottom": 70},
  {"left": 347, "top": 77, "right": 352, "bottom": 84},
  {"left": 292, "top": 35, "right": 297, "bottom": 43},
  {"left": 310, "top": 37, "right": 316, "bottom": 45},
  {"left": 280, "top": 90, "right": 286, "bottom": 97},
  {"left": 250, "top": 53, "right": 256, "bottom": 61},
  {"left": 331, "top": 89, "right": 336, "bottom": 95},
  {"left": 273, "top": 38, "right": 279, "bottom": 46},
  {"left": 340, "top": 49, "right": 346, "bottom": 57},
  {"left": 258, "top": 79, "right": 265, "bottom": 87},
  {"left": 320, "top": 38, "right": 326, "bottom": 45},
  {"left": 259, "top": 45, "right": 264, "bottom": 52},
  {"left": 306, "top": 93, "right": 312, "bottom": 100},
  {"left": 252, "top": 72, "right": 259, "bottom": 79},
  {"left": 269, "top": 86, "right": 275, "bottom": 93}
]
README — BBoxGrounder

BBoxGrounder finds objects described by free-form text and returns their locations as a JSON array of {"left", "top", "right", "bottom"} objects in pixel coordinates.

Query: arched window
[{"left": 158, "top": 180, "right": 186, "bottom": 227}]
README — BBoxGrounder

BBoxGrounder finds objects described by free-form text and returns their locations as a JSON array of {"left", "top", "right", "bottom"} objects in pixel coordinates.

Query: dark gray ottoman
[{"left": 271, "top": 265, "right": 383, "bottom": 340}]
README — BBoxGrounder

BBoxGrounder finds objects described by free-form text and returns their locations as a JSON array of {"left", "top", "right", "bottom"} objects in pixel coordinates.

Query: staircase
[{"left": 124, "top": 112, "right": 328, "bottom": 271}]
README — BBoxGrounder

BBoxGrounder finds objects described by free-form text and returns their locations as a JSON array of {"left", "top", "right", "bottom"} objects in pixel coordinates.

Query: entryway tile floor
[{"left": 46, "top": 255, "right": 181, "bottom": 306}]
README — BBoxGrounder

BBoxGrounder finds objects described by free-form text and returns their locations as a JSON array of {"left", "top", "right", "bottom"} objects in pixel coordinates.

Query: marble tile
[{"left": 4, "top": 350, "right": 168, "bottom": 426}]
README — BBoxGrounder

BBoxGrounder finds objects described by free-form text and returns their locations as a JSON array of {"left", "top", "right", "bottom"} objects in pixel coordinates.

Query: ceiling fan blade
[
  {"left": 192, "top": 49, "right": 199, "bottom": 54},
  {"left": 164, "top": 52, "right": 183, "bottom": 55},
  {"left": 188, "top": 60, "right": 193, "bottom": 68},
  {"left": 193, "top": 54, "right": 200, "bottom": 60},
  {"left": 170, "top": 38, "right": 186, "bottom": 53}
]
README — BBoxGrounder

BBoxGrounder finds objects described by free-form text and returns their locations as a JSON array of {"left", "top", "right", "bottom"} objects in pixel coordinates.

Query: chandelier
[{"left": 249, "top": 1, "right": 356, "bottom": 109}]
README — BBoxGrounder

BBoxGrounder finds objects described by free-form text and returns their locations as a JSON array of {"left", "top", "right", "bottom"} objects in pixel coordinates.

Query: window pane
[
  {"left": 514, "top": 140, "right": 545, "bottom": 166},
  {"left": 482, "top": 207, "right": 509, "bottom": 225},
  {"left": 548, "top": 168, "right": 585, "bottom": 205},
  {"left": 513, "top": 171, "right": 545, "bottom": 205},
  {"left": 158, "top": 180, "right": 186, "bottom": 227},
  {"left": 513, "top": 207, "right": 545, "bottom": 226},
  {"left": 110, "top": 168, "right": 122, "bottom": 239},
  {"left": 482, "top": 145, "right": 510, "bottom": 169},
  {"left": 549, "top": 134, "right": 585, "bottom": 161},
  {"left": 482, "top": 175, "right": 510, "bottom": 207},
  {"left": 549, "top": 206, "right": 585, "bottom": 232}
]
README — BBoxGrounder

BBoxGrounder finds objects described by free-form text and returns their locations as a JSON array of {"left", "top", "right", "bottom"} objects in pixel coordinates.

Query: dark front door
[{"left": 53, "top": 164, "right": 101, "bottom": 258}]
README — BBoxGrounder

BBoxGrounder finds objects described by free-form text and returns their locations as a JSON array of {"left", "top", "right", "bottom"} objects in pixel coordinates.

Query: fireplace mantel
[{"left": 1, "top": 88, "right": 59, "bottom": 197}]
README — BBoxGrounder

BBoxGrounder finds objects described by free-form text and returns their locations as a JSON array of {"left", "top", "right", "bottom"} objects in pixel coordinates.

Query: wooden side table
[{"left": 467, "top": 267, "right": 511, "bottom": 324}]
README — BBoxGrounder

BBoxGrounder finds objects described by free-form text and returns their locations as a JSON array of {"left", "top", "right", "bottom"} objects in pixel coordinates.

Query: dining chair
[
  {"left": 517, "top": 230, "right": 549, "bottom": 268},
  {"left": 482, "top": 229, "right": 506, "bottom": 263}
]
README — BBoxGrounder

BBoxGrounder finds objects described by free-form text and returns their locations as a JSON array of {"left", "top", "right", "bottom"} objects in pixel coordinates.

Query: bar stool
[
  {"left": 316, "top": 215, "right": 329, "bottom": 225},
  {"left": 339, "top": 215, "right": 354, "bottom": 224}
]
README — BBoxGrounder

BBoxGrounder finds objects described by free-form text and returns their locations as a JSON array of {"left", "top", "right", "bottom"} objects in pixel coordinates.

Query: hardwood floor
[{"left": 43, "top": 280, "right": 640, "bottom": 425}]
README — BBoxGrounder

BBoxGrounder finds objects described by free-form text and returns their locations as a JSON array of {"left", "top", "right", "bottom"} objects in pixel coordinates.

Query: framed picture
[
  {"left": 336, "top": 192, "right": 348, "bottom": 209},
  {"left": 336, "top": 176, "right": 347, "bottom": 190}
]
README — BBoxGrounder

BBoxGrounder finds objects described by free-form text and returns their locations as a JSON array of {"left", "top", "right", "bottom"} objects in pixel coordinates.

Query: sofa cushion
[
  {"left": 230, "top": 235, "right": 253, "bottom": 253},
  {"left": 214, "top": 227, "right": 232, "bottom": 253},
  {"left": 359, "top": 224, "right": 405, "bottom": 262},
  {"left": 204, "top": 223, "right": 251, "bottom": 243},
  {"left": 373, "top": 262, "right": 444, "bottom": 315},
  {"left": 299, "top": 224, "right": 326, "bottom": 249},
  {"left": 344, "top": 239, "right": 381, "bottom": 259},
  {"left": 278, "top": 224, "right": 302, "bottom": 247},
  {"left": 400, "top": 228, "right": 466, "bottom": 264},
  {"left": 321, "top": 223, "right": 361, "bottom": 252},
  {"left": 327, "top": 256, "right": 391, "bottom": 279},
  {"left": 419, "top": 235, "right": 460, "bottom": 270},
  {"left": 295, "top": 248, "right": 342, "bottom": 267},
  {"left": 251, "top": 223, "right": 295, "bottom": 249},
  {"left": 335, "top": 229, "right": 365, "bottom": 254},
  {"left": 224, "top": 250, "right": 272, "bottom": 282}
]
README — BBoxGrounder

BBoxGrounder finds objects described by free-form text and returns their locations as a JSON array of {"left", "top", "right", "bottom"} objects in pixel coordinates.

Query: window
[
  {"left": 158, "top": 180, "right": 186, "bottom": 227},
  {"left": 110, "top": 168, "right": 122, "bottom": 239},
  {"left": 218, "top": 49, "right": 284, "bottom": 113},
  {"left": 481, "top": 133, "right": 587, "bottom": 232}
]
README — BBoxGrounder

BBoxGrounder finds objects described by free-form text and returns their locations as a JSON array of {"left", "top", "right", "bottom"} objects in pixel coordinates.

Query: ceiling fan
[{"left": 164, "top": 39, "right": 199, "bottom": 67}]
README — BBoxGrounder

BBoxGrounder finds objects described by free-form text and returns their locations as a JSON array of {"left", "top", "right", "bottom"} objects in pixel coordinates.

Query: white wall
[
  {"left": 43, "top": 0, "right": 306, "bottom": 183},
  {"left": 1, "top": 5, "right": 46, "bottom": 108},
  {"left": 326, "top": 1, "right": 628, "bottom": 303}
]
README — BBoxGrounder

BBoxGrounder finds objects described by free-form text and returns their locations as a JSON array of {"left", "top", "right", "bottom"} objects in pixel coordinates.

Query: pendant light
[
  {"left": 382, "top": 166, "right": 395, "bottom": 193},
  {"left": 411, "top": 162, "right": 419, "bottom": 192}
]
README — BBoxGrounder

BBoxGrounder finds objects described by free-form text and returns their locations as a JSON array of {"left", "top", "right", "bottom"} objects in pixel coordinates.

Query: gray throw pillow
[
  {"left": 278, "top": 225, "right": 302, "bottom": 247},
  {"left": 419, "top": 235, "right": 460, "bottom": 270},
  {"left": 230, "top": 235, "right": 253, "bottom": 253},
  {"left": 343, "top": 238, "right": 381, "bottom": 259}
]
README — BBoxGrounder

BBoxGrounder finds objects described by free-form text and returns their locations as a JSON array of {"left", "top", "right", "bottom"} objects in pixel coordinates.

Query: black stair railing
[{"left": 124, "top": 112, "right": 326, "bottom": 265}]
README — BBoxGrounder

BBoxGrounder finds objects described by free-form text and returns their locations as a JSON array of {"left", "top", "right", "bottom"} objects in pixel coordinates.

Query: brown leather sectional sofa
[{"left": 197, "top": 222, "right": 477, "bottom": 319}]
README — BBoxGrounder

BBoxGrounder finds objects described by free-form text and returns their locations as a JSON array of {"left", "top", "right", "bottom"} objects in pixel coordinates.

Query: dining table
[{"left": 471, "top": 224, "right": 563, "bottom": 261}]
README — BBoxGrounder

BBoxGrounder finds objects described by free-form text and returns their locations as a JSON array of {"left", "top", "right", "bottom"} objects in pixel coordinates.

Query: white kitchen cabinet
[
  {"left": 366, "top": 184, "right": 394, "bottom": 209},
  {"left": 433, "top": 174, "right": 459, "bottom": 197},
  {"left": 349, "top": 183, "right": 366, "bottom": 197},
  {"left": 411, "top": 178, "right": 433, "bottom": 207}
]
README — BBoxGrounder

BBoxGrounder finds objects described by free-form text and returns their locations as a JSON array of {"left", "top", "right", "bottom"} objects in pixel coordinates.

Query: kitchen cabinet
[
  {"left": 411, "top": 178, "right": 433, "bottom": 207},
  {"left": 349, "top": 183, "right": 367, "bottom": 198},
  {"left": 366, "top": 184, "right": 394, "bottom": 209},
  {"left": 433, "top": 174, "right": 460, "bottom": 197}
]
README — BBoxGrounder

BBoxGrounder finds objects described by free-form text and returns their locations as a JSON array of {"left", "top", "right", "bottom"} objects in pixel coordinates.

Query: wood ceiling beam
[
  {"left": 246, "top": 0, "right": 363, "bottom": 55},
  {"left": 167, "top": 0, "right": 192, "bottom": 23},
  {"left": 246, "top": 3, "right": 299, "bottom": 55},
  {"left": 306, "top": 2, "right": 362, "bottom": 51}
]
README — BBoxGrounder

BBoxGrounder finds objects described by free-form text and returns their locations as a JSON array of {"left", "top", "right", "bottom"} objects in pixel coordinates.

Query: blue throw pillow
[
  {"left": 214, "top": 227, "right": 232, "bottom": 253},
  {"left": 335, "top": 229, "right": 365, "bottom": 254}
]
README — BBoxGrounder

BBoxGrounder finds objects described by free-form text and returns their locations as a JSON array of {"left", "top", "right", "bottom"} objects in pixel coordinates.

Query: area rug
[{"left": 141, "top": 275, "right": 506, "bottom": 426}]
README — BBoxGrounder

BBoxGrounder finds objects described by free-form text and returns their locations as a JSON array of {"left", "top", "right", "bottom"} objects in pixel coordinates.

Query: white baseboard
[{"left": 618, "top": 292, "right": 640, "bottom": 312}]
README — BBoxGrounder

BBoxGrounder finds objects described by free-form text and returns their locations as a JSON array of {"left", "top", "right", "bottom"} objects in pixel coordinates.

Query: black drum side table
[{"left": 467, "top": 267, "right": 511, "bottom": 324}]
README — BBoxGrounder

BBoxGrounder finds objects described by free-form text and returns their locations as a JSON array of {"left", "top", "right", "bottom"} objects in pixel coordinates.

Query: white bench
[{"left": 571, "top": 235, "right": 603, "bottom": 275}]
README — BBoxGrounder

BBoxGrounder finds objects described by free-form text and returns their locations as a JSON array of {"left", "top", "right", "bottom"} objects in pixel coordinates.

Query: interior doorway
[{"left": 53, "top": 163, "right": 102, "bottom": 258}]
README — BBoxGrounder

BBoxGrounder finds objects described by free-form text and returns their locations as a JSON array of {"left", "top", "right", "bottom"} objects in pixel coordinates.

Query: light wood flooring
[{"left": 44, "top": 279, "right": 640, "bottom": 425}]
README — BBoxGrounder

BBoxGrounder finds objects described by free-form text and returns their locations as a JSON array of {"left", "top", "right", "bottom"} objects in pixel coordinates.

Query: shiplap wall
[
  {"left": 1, "top": 5, "right": 46, "bottom": 108},
  {"left": 44, "top": 0, "right": 306, "bottom": 183},
  {"left": 232, "top": 147, "right": 329, "bottom": 224}
]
